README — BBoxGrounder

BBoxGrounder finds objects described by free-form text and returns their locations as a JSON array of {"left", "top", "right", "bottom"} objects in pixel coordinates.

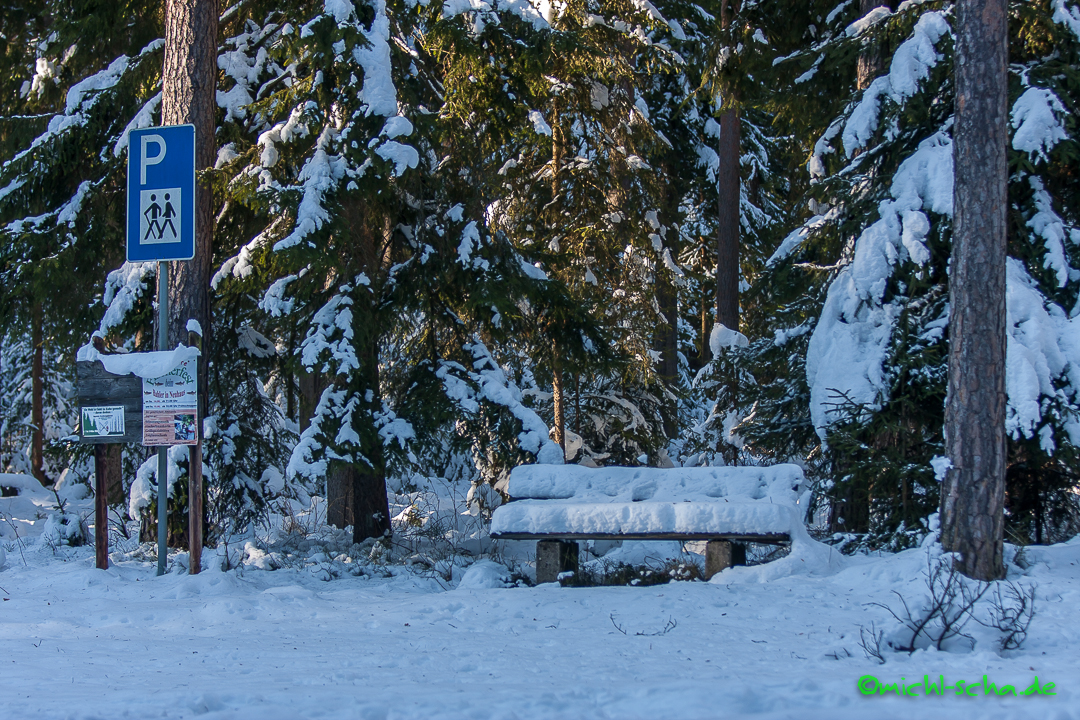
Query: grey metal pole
[{"left": 156, "top": 261, "right": 169, "bottom": 577}]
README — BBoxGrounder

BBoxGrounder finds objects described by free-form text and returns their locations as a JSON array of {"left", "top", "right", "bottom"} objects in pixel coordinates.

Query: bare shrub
[
  {"left": 979, "top": 581, "right": 1037, "bottom": 651},
  {"left": 874, "top": 555, "right": 989, "bottom": 653}
]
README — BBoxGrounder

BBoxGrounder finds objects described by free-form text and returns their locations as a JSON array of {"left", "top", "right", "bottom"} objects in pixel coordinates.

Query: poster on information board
[
  {"left": 80, "top": 405, "right": 126, "bottom": 439},
  {"left": 142, "top": 357, "right": 198, "bottom": 446}
]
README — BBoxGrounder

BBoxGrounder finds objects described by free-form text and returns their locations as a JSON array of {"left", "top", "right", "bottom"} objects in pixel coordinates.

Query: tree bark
[
  {"left": 856, "top": 1, "right": 898, "bottom": 91},
  {"left": 549, "top": 92, "right": 566, "bottom": 454},
  {"left": 298, "top": 370, "right": 325, "bottom": 433},
  {"left": 716, "top": 108, "right": 741, "bottom": 334},
  {"left": 716, "top": 0, "right": 741, "bottom": 334},
  {"left": 326, "top": 461, "right": 356, "bottom": 530},
  {"left": 162, "top": 0, "right": 216, "bottom": 374},
  {"left": 161, "top": 0, "right": 217, "bottom": 560},
  {"left": 552, "top": 352, "right": 566, "bottom": 453},
  {"left": 350, "top": 345, "right": 391, "bottom": 543},
  {"left": 30, "top": 301, "right": 46, "bottom": 486},
  {"left": 941, "top": 0, "right": 1008, "bottom": 581},
  {"left": 352, "top": 454, "right": 391, "bottom": 543},
  {"left": 656, "top": 268, "right": 679, "bottom": 440}
]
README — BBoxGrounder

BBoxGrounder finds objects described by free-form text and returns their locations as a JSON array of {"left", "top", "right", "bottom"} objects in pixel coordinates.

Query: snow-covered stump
[
  {"left": 536, "top": 540, "right": 578, "bottom": 584},
  {"left": 705, "top": 540, "right": 747, "bottom": 580}
]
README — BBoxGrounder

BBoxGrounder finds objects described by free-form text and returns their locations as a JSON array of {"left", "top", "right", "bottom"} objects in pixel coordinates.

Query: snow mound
[
  {"left": 457, "top": 560, "right": 512, "bottom": 589},
  {"left": 710, "top": 523, "right": 846, "bottom": 584}
]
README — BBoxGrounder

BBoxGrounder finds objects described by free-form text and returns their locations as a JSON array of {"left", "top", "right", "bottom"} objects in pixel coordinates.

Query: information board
[{"left": 141, "top": 357, "right": 198, "bottom": 446}]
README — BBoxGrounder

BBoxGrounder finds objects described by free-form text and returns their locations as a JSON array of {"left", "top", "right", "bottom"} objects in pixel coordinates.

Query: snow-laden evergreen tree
[
  {"left": 670, "top": 0, "right": 799, "bottom": 468},
  {"left": 746, "top": 0, "right": 1080, "bottom": 547},
  {"left": 0, "top": 1, "right": 162, "bottom": 486},
  {"left": 210, "top": 0, "right": 566, "bottom": 540},
  {"left": 427, "top": 0, "right": 742, "bottom": 467}
]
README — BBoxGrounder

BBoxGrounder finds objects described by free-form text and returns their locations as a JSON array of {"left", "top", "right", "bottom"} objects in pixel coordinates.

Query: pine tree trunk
[
  {"left": 162, "top": 0, "right": 216, "bottom": 376},
  {"left": 353, "top": 341, "right": 391, "bottom": 542},
  {"left": 716, "top": 1, "right": 741, "bottom": 333},
  {"left": 941, "top": 0, "right": 1008, "bottom": 581},
  {"left": 352, "top": 451, "right": 390, "bottom": 543},
  {"left": 699, "top": 290, "right": 712, "bottom": 365},
  {"left": 856, "top": 1, "right": 897, "bottom": 90},
  {"left": 552, "top": 352, "right": 566, "bottom": 453},
  {"left": 716, "top": 108, "right": 740, "bottom": 333},
  {"left": 326, "top": 461, "right": 356, "bottom": 530},
  {"left": 298, "top": 370, "right": 324, "bottom": 433},
  {"left": 656, "top": 271, "right": 679, "bottom": 439},
  {"left": 30, "top": 301, "right": 46, "bottom": 486},
  {"left": 549, "top": 92, "right": 566, "bottom": 453}
]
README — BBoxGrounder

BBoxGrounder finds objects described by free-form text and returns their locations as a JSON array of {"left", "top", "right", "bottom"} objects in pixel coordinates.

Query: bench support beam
[
  {"left": 705, "top": 540, "right": 747, "bottom": 580},
  {"left": 536, "top": 540, "right": 578, "bottom": 584}
]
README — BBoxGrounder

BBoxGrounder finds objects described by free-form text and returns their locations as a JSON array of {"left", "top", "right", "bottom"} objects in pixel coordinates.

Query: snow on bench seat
[{"left": 490, "top": 463, "right": 808, "bottom": 542}]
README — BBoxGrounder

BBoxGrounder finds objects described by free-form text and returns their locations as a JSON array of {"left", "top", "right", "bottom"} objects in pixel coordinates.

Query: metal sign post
[
  {"left": 127, "top": 125, "right": 196, "bottom": 576},
  {"left": 156, "top": 262, "right": 169, "bottom": 577}
]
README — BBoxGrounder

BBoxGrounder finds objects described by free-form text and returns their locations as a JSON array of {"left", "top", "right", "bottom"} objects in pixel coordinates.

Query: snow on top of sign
[{"left": 76, "top": 344, "right": 200, "bottom": 378}]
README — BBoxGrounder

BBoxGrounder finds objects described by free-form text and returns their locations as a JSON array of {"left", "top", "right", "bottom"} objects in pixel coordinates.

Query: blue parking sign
[{"left": 127, "top": 125, "right": 196, "bottom": 262}]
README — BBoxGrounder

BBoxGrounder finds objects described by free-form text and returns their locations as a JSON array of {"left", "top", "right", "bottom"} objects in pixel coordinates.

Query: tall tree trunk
[
  {"left": 353, "top": 340, "right": 391, "bottom": 543},
  {"left": 941, "top": 0, "right": 1008, "bottom": 581},
  {"left": 162, "top": 0, "right": 216, "bottom": 379},
  {"left": 716, "top": 0, "right": 741, "bottom": 334},
  {"left": 656, "top": 258, "right": 679, "bottom": 441},
  {"left": 716, "top": 111, "right": 740, "bottom": 332},
  {"left": 161, "top": 0, "right": 217, "bottom": 557},
  {"left": 698, "top": 288, "right": 712, "bottom": 366},
  {"left": 549, "top": 93, "right": 566, "bottom": 452},
  {"left": 298, "top": 370, "right": 324, "bottom": 434},
  {"left": 856, "top": 1, "right": 898, "bottom": 91},
  {"left": 30, "top": 301, "right": 46, "bottom": 486},
  {"left": 552, "top": 353, "right": 566, "bottom": 453},
  {"left": 352, "top": 448, "right": 390, "bottom": 543},
  {"left": 326, "top": 461, "right": 356, "bottom": 530}
]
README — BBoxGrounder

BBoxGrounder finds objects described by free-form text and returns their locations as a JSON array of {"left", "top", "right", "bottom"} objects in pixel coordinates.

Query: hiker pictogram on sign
[{"left": 139, "top": 188, "right": 182, "bottom": 244}]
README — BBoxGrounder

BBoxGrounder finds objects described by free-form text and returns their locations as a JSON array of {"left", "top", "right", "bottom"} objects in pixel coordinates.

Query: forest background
[{"left": 2, "top": 0, "right": 1079, "bottom": 555}]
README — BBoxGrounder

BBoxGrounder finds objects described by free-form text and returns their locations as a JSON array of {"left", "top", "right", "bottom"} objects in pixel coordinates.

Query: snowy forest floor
[{"left": 2, "top": 485, "right": 1079, "bottom": 719}]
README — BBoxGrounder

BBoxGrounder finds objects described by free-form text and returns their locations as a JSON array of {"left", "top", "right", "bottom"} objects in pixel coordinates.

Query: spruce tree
[{"left": 748, "top": 0, "right": 1080, "bottom": 549}]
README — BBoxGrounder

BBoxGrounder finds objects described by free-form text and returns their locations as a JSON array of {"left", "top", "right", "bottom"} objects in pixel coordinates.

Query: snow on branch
[
  {"left": 841, "top": 12, "right": 949, "bottom": 157},
  {"left": 437, "top": 340, "right": 563, "bottom": 464}
]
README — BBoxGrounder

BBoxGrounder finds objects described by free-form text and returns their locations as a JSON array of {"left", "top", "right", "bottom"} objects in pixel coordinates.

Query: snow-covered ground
[{"left": 2, "top": 477, "right": 1078, "bottom": 719}]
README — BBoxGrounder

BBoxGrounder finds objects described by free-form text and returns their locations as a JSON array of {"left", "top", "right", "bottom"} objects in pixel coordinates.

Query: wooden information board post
[{"left": 76, "top": 347, "right": 142, "bottom": 570}]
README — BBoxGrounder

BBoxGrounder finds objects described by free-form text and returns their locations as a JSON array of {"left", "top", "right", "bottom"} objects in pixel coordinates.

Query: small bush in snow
[
  {"left": 870, "top": 554, "right": 1037, "bottom": 657},
  {"left": 875, "top": 555, "right": 989, "bottom": 653}
]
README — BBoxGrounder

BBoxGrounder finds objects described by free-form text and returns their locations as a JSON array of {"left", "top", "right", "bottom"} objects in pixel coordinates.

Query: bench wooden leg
[
  {"left": 536, "top": 540, "right": 578, "bottom": 584},
  {"left": 705, "top": 540, "right": 747, "bottom": 580}
]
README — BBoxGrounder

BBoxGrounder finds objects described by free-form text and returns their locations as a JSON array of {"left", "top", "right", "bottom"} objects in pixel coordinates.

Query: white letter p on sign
[{"left": 140, "top": 135, "right": 166, "bottom": 185}]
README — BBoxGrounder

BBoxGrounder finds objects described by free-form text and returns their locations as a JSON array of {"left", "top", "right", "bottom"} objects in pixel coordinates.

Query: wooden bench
[{"left": 490, "top": 463, "right": 808, "bottom": 583}]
